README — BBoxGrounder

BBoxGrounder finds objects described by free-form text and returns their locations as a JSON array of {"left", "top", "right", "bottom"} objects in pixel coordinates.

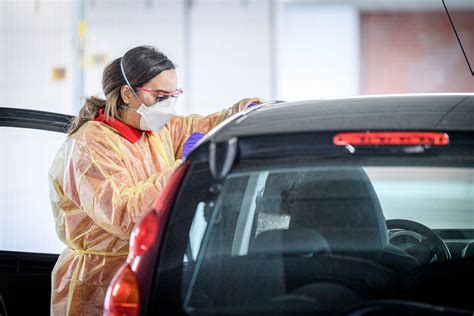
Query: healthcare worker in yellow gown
[{"left": 48, "top": 45, "right": 264, "bottom": 315}]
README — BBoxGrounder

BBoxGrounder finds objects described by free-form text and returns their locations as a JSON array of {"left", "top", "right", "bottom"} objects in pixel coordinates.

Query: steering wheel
[{"left": 386, "top": 219, "right": 451, "bottom": 264}]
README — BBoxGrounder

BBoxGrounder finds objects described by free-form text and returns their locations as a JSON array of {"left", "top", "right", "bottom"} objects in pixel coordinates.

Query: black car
[
  {"left": 102, "top": 94, "right": 474, "bottom": 315},
  {"left": 1, "top": 94, "right": 473, "bottom": 316}
]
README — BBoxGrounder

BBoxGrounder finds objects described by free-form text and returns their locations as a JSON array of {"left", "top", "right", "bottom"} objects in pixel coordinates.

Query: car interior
[
  {"left": 183, "top": 166, "right": 474, "bottom": 314},
  {"left": 0, "top": 251, "right": 58, "bottom": 315}
]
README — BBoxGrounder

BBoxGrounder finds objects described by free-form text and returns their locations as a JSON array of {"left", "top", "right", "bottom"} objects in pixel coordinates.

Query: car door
[{"left": 0, "top": 107, "right": 73, "bottom": 316}]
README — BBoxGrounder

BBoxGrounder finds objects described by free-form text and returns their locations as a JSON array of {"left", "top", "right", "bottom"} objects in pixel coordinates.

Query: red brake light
[
  {"left": 104, "top": 265, "right": 140, "bottom": 316},
  {"left": 333, "top": 132, "right": 449, "bottom": 146},
  {"left": 127, "top": 211, "right": 159, "bottom": 269}
]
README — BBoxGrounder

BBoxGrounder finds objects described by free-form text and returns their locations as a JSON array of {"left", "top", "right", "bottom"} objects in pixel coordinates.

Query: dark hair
[{"left": 68, "top": 45, "right": 176, "bottom": 135}]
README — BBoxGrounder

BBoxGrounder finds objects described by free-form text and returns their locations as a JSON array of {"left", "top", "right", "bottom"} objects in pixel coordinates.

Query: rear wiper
[{"left": 209, "top": 137, "right": 238, "bottom": 181}]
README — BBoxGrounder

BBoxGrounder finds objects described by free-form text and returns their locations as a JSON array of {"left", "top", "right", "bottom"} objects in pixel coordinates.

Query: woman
[{"left": 48, "top": 45, "right": 263, "bottom": 315}]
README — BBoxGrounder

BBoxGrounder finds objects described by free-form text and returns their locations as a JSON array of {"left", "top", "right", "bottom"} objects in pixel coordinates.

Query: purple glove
[
  {"left": 247, "top": 103, "right": 259, "bottom": 108},
  {"left": 182, "top": 132, "right": 205, "bottom": 159}
]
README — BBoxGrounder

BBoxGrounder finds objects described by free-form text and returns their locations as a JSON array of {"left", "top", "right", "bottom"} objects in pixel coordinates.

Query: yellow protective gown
[{"left": 48, "top": 100, "right": 254, "bottom": 315}]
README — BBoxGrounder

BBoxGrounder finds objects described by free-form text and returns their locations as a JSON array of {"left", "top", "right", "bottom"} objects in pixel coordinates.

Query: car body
[
  {"left": 102, "top": 94, "right": 474, "bottom": 315},
  {"left": 0, "top": 94, "right": 473, "bottom": 315}
]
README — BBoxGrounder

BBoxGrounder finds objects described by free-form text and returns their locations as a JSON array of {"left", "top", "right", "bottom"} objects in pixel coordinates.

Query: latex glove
[{"left": 182, "top": 132, "right": 205, "bottom": 159}]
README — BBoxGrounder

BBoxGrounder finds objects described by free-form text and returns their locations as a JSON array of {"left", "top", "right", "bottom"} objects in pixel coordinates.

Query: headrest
[
  {"left": 289, "top": 168, "right": 388, "bottom": 251},
  {"left": 255, "top": 171, "right": 307, "bottom": 216},
  {"left": 250, "top": 229, "right": 330, "bottom": 255}
]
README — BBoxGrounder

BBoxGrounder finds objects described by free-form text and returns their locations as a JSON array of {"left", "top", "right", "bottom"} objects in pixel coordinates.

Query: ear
[{"left": 120, "top": 85, "right": 133, "bottom": 104}]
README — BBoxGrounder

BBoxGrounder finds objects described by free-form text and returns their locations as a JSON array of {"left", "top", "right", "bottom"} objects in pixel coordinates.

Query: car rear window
[{"left": 180, "top": 164, "right": 473, "bottom": 313}]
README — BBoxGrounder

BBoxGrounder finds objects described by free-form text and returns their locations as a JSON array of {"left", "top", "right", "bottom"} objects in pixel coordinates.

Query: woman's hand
[{"left": 232, "top": 97, "right": 266, "bottom": 112}]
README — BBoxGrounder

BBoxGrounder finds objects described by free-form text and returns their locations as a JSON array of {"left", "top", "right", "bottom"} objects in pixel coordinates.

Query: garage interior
[{"left": 0, "top": 1, "right": 473, "bottom": 315}]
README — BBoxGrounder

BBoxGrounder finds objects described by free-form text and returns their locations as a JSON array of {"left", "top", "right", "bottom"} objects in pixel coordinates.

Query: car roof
[{"left": 209, "top": 94, "right": 474, "bottom": 142}]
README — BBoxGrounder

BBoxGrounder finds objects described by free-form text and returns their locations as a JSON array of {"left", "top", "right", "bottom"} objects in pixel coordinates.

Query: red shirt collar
[{"left": 95, "top": 109, "right": 152, "bottom": 143}]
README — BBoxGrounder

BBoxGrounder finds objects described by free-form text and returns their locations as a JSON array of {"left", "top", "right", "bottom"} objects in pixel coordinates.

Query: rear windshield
[{"left": 181, "top": 165, "right": 474, "bottom": 314}]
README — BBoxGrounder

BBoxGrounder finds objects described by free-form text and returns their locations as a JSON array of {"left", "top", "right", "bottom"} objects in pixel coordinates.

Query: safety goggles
[{"left": 136, "top": 88, "right": 183, "bottom": 102}]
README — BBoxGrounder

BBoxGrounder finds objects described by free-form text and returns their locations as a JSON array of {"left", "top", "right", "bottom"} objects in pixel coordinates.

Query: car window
[
  {"left": 0, "top": 126, "right": 66, "bottom": 254},
  {"left": 182, "top": 165, "right": 473, "bottom": 313},
  {"left": 367, "top": 167, "right": 474, "bottom": 229}
]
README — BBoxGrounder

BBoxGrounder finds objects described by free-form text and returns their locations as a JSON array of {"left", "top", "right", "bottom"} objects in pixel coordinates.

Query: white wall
[
  {"left": 188, "top": 0, "right": 272, "bottom": 114},
  {"left": 0, "top": 0, "right": 75, "bottom": 114},
  {"left": 0, "top": 127, "right": 67, "bottom": 254},
  {"left": 1, "top": 1, "right": 359, "bottom": 113},
  {"left": 0, "top": 1, "right": 75, "bottom": 254},
  {"left": 83, "top": 0, "right": 188, "bottom": 112},
  {"left": 83, "top": 0, "right": 272, "bottom": 115},
  {"left": 278, "top": 3, "right": 360, "bottom": 101}
]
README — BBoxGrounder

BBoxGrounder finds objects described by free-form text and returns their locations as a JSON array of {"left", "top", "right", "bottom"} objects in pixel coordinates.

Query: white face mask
[
  {"left": 120, "top": 57, "right": 177, "bottom": 132},
  {"left": 135, "top": 97, "right": 176, "bottom": 131}
]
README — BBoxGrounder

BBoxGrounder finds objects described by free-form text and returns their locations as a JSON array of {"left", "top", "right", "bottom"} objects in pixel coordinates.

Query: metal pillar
[
  {"left": 72, "top": 0, "right": 85, "bottom": 111},
  {"left": 183, "top": 0, "right": 192, "bottom": 113}
]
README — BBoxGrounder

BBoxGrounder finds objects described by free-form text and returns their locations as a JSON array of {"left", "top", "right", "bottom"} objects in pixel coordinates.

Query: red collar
[{"left": 95, "top": 109, "right": 152, "bottom": 143}]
